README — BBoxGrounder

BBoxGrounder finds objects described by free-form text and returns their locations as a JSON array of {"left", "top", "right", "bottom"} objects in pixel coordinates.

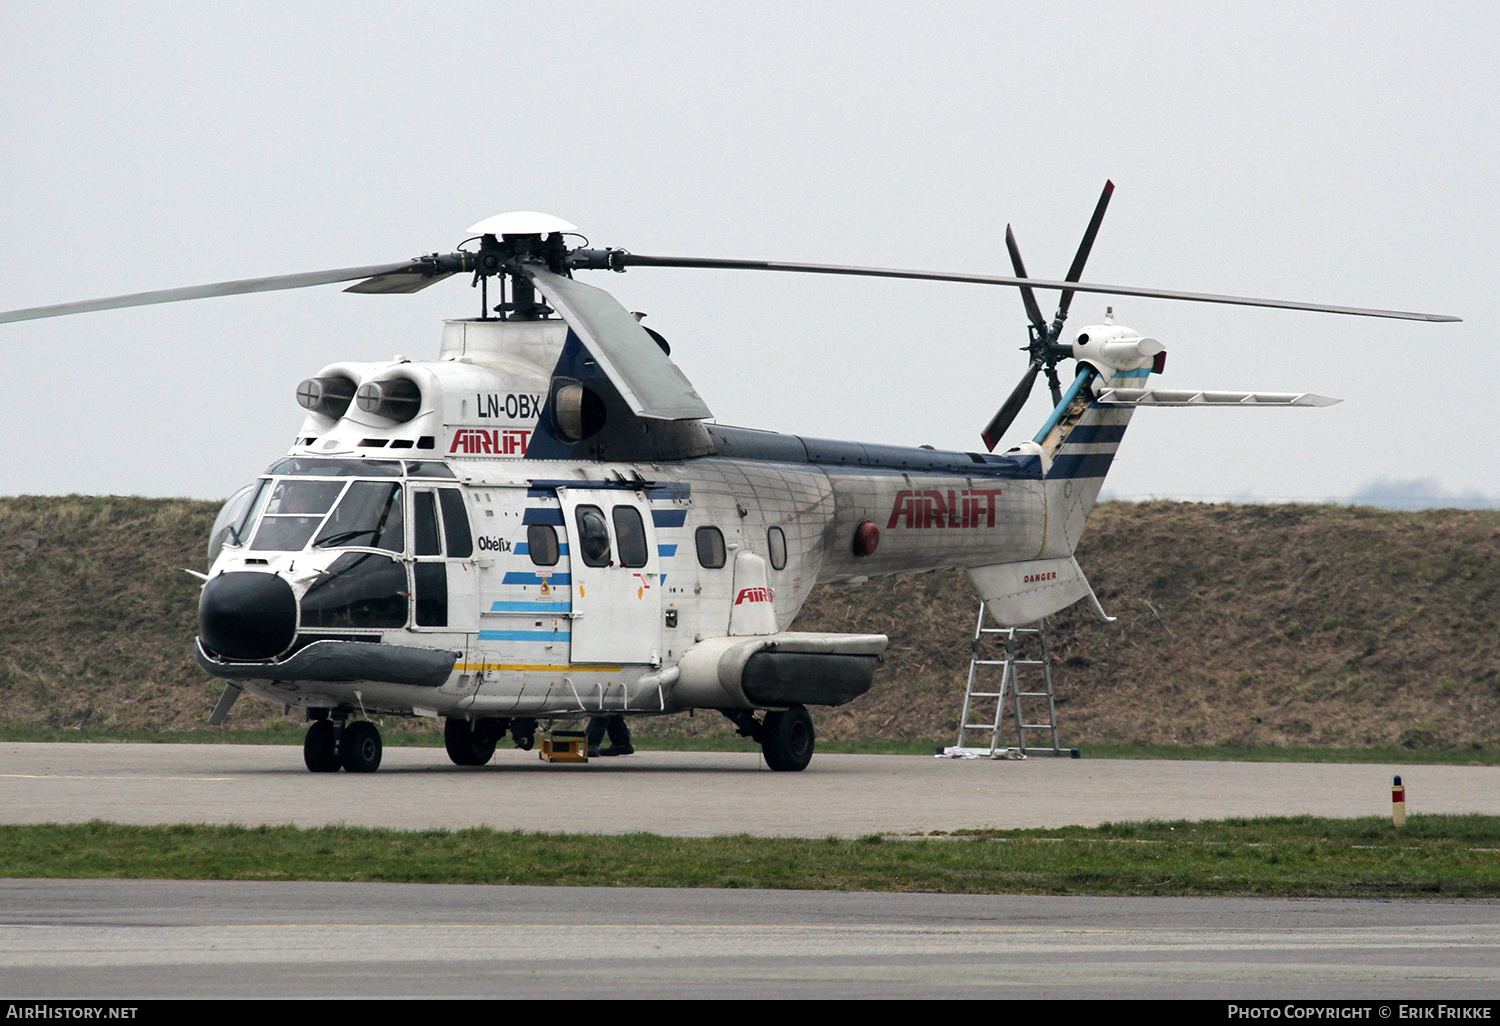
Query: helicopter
[{"left": 0, "top": 184, "right": 1458, "bottom": 773}]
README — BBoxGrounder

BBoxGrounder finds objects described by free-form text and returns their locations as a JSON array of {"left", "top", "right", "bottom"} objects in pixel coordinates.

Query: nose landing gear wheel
[
  {"left": 759, "top": 704, "right": 815, "bottom": 772},
  {"left": 340, "top": 720, "right": 383, "bottom": 773},
  {"left": 303, "top": 720, "right": 340, "bottom": 773}
]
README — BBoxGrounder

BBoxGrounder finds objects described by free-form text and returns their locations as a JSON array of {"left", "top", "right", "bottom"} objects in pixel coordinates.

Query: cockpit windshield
[
  {"left": 314, "top": 481, "right": 404, "bottom": 552},
  {"left": 250, "top": 480, "right": 345, "bottom": 551},
  {"left": 237, "top": 463, "right": 466, "bottom": 554}
]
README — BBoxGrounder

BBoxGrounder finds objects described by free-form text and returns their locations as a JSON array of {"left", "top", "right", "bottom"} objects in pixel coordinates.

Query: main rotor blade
[
  {"left": 1004, "top": 226, "right": 1047, "bottom": 333},
  {"left": 523, "top": 265, "right": 713, "bottom": 421},
  {"left": 981, "top": 358, "right": 1043, "bottom": 451},
  {"left": 608, "top": 254, "right": 1460, "bottom": 322},
  {"left": 0, "top": 263, "right": 421, "bottom": 324},
  {"left": 1056, "top": 180, "right": 1114, "bottom": 324}
]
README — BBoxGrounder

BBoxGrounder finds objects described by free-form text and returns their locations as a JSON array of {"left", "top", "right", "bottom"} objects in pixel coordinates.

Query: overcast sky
[{"left": 2, "top": 2, "right": 1493, "bottom": 505}]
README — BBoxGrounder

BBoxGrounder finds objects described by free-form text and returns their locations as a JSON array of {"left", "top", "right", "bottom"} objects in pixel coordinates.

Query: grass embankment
[
  {"left": 2, "top": 815, "right": 1494, "bottom": 897},
  {"left": 3, "top": 496, "right": 1499, "bottom": 753}
]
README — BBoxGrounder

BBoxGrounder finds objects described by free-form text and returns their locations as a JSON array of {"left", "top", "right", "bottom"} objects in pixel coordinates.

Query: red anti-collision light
[
  {"left": 1152, "top": 350, "right": 1168, "bottom": 374},
  {"left": 853, "top": 520, "right": 880, "bottom": 557}
]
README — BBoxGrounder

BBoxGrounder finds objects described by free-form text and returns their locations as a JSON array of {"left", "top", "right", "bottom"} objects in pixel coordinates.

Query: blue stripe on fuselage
[
  {"left": 1047, "top": 452, "right": 1118, "bottom": 480},
  {"left": 501, "top": 571, "right": 572, "bottom": 585},
  {"left": 1062, "top": 424, "right": 1128, "bottom": 445}
]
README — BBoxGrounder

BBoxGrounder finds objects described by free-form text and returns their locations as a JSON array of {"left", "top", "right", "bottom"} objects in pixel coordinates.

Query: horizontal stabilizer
[
  {"left": 1094, "top": 388, "right": 1340, "bottom": 407},
  {"left": 968, "top": 557, "right": 1113, "bottom": 627}
]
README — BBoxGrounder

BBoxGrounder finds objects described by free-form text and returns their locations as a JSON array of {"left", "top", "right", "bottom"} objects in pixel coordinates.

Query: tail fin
[
  {"left": 963, "top": 357, "right": 1141, "bottom": 627},
  {"left": 1037, "top": 355, "right": 1148, "bottom": 553}
]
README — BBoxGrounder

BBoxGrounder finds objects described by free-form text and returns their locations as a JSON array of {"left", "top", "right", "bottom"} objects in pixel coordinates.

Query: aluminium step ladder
[{"left": 942, "top": 602, "right": 1079, "bottom": 760}]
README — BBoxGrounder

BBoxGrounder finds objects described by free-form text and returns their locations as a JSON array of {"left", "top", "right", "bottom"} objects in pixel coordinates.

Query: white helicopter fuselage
[{"left": 196, "top": 317, "right": 1148, "bottom": 727}]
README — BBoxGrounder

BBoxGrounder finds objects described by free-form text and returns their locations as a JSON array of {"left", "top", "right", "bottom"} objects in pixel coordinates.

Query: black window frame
[
  {"left": 413, "top": 490, "right": 443, "bottom": 556},
  {"left": 527, "top": 523, "right": 560, "bottom": 567},
  {"left": 768, "top": 526, "right": 787, "bottom": 571},
  {"left": 438, "top": 488, "right": 473, "bottom": 558},
  {"left": 612, "top": 505, "right": 649, "bottom": 568},
  {"left": 576, "top": 505, "right": 613, "bottom": 568},
  {"left": 695, "top": 525, "right": 726, "bottom": 569}
]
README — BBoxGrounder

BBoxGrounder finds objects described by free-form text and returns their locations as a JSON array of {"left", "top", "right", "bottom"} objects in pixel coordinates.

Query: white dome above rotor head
[{"left": 466, "top": 212, "right": 579, "bottom": 237}]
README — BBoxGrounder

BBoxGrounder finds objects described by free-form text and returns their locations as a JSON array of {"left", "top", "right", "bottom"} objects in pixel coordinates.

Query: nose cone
[{"left": 198, "top": 572, "right": 297, "bottom": 661}]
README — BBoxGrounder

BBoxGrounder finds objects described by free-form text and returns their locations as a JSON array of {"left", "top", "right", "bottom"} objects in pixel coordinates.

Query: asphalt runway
[
  {"left": 0, "top": 741, "right": 1495, "bottom": 835},
  {"left": 0, "top": 880, "right": 1496, "bottom": 1000},
  {"left": 2, "top": 743, "right": 1496, "bottom": 998}
]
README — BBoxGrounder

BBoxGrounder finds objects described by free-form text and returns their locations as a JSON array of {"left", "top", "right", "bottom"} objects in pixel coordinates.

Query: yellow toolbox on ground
[{"left": 539, "top": 730, "right": 588, "bottom": 763}]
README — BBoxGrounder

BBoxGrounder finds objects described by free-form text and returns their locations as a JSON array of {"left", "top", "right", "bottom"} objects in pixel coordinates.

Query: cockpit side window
[
  {"left": 208, "top": 479, "right": 268, "bottom": 560},
  {"left": 413, "top": 491, "right": 443, "bottom": 556},
  {"left": 438, "top": 489, "right": 473, "bottom": 558},
  {"left": 314, "top": 482, "right": 405, "bottom": 552}
]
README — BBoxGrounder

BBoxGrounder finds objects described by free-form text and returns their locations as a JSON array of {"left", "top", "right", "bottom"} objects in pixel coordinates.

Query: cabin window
[
  {"left": 695, "top": 526, "right": 726, "bottom": 569},
  {"left": 768, "top": 526, "right": 787, "bottom": 571},
  {"left": 314, "top": 482, "right": 404, "bottom": 552},
  {"left": 527, "top": 524, "right": 560, "bottom": 566},
  {"left": 413, "top": 491, "right": 443, "bottom": 556},
  {"left": 613, "top": 506, "right": 648, "bottom": 568},
  {"left": 438, "top": 489, "right": 473, "bottom": 558},
  {"left": 576, "top": 505, "right": 612, "bottom": 567}
]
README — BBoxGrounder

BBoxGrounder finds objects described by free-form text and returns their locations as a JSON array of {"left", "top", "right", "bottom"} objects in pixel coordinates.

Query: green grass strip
[{"left": 1, "top": 815, "right": 1495, "bottom": 897}]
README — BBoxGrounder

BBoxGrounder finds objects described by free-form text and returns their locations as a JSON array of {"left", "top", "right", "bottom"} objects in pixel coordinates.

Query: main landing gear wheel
[
  {"left": 444, "top": 717, "right": 497, "bottom": 767},
  {"left": 303, "top": 720, "right": 340, "bottom": 773},
  {"left": 760, "top": 704, "right": 815, "bottom": 772},
  {"left": 340, "top": 720, "right": 383, "bottom": 773}
]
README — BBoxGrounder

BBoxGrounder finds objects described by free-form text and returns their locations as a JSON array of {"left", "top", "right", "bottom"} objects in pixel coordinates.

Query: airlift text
[
  {"left": 887, "top": 488, "right": 1004, "bottom": 529},
  {"left": 449, "top": 428, "right": 532, "bottom": 455}
]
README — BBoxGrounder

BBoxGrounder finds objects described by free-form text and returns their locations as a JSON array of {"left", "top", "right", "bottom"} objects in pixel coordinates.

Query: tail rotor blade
[
  {"left": 1055, "top": 179, "right": 1115, "bottom": 325},
  {"left": 1005, "top": 225, "right": 1047, "bottom": 334},
  {"left": 981, "top": 358, "right": 1042, "bottom": 451}
]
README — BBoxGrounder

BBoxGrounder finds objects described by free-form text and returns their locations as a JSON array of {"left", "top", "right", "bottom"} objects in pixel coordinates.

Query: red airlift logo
[
  {"left": 449, "top": 428, "right": 531, "bottom": 455},
  {"left": 886, "top": 488, "right": 1004, "bottom": 529},
  {"left": 735, "top": 587, "right": 774, "bottom": 605}
]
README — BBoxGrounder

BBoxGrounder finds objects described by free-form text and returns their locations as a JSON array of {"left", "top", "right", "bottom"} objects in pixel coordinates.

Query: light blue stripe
[
  {"left": 478, "top": 630, "right": 572, "bottom": 642},
  {"left": 1115, "top": 367, "right": 1151, "bottom": 379},
  {"left": 1032, "top": 368, "right": 1095, "bottom": 445},
  {"left": 489, "top": 601, "right": 571, "bottom": 613},
  {"left": 658, "top": 544, "right": 678, "bottom": 557}
]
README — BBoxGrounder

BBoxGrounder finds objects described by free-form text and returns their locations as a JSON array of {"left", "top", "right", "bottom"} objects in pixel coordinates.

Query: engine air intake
[
  {"left": 295, "top": 375, "right": 357, "bottom": 419},
  {"left": 356, "top": 378, "right": 422, "bottom": 422}
]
